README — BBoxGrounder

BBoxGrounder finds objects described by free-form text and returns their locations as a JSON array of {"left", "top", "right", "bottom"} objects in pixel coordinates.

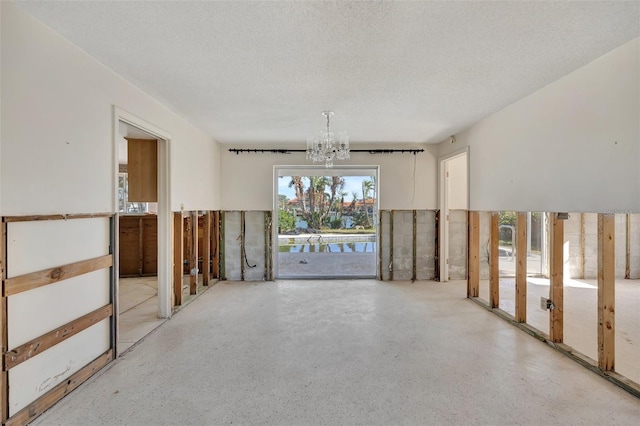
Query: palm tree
[
  {"left": 362, "top": 179, "right": 375, "bottom": 226},
  {"left": 288, "top": 176, "right": 306, "bottom": 212}
]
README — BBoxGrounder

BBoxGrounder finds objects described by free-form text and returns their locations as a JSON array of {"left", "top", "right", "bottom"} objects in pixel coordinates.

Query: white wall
[
  {"left": 220, "top": 143, "right": 438, "bottom": 210},
  {"left": 439, "top": 38, "right": 640, "bottom": 213},
  {"left": 1, "top": 2, "right": 221, "bottom": 215}
]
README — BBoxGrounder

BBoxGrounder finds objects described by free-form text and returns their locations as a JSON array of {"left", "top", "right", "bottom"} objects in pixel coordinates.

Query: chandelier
[{"left": 306, "top": 111, "right": 350, "bottom": 168}]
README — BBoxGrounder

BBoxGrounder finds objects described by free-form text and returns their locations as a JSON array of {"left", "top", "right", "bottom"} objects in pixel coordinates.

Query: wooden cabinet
[
  {"left": 119, "top": 215, "right": 157, "bottom": 276},
  {"left": 126, "top": 138, "right": 157, "bottom": 202}
]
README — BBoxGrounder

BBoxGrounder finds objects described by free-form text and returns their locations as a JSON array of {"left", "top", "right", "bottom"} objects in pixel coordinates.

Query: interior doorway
[
  {"left": 274, "top": 166, "right": 379, "bottom": 279},
  {"left": 439, "top": 149, "right": 469, "bottom": 282},
  {"left": 113, "top": 108, "right": 172, "bottom": 355}
]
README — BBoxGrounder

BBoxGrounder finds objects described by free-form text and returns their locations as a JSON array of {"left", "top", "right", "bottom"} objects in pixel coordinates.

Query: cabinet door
[{"left": 126, "top": 138, "right": 157, "bottom": 202}]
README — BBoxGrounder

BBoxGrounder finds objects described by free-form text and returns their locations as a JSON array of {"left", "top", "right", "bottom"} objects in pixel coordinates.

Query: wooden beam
[
  {"left": 173, "top": 212, "right": 183, "bottom": 307},
  {"left": 467, "top": 211, "right": 479, "bottom": 298},
  {"left": 489, "top": 212, "right": 500, "bottom": 308},
  {"left": 138, "top": 217, "right": 144, "bottom": 276},
  {"left": 515, "top": 212, "right": 527, "bottom": 323},
  {"left": 240, "top": 211, "right": 246, "bottom": 281},
  {"left": 412, "top": 210, "right": 417, "bottom": 281},
  {"left": 389, "top": 210, "right": 394, "bottom": 281},
  {"left": 212, "top": 211, "right": 220, "bottom": 278},
  {"left": 378, "top": 212, "right": 383, "bottom": 280},
  {"left": 580, "top": 213, "right": 586, "bottom": 279},
  {"left": 220, "top": 212, "right": 226, "bottom": 280},
  {"left": 4, "top": 305, "right": 113, "bottom": 370},
  {"left": 549, "top": 213, "right": 564, "bottom": 343},
  {"left": 4, "top": 255, "right": 113, "bottom": 296},
  {"left": 1, "top": 219, "right": 8, "bottom": 422},
  {"left": 598, "top": 213, "right": 615, "bottom": 371},
  {"left": 5, "top": 350, "right": 113, "bottom": 426},
  {"left": 202, "top": 211, "right": 211, "bottom": 285},
  {"left": 2, "top": 213, "right": 112, "bottom": 222},
  {"left": 190, "top": 212, "right": 198, "bottom": 294},
  {"left": 625, "top": 213, "right": 631, "bottom": 279}
]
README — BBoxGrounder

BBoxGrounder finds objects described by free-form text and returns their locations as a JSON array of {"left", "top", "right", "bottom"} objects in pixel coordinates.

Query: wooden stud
[
  {"left": 264, "top": 212, "right": 269, "bottom": 281},
  {"left": 108, "top": 216, "right": 117, "bottom": 357},
  {"left": 389, "top": 210, "right": 394, "bottom": 281},
  {"left": 173, "top": 212, "right": 183, "bottom": 307},
  {"left": 4, "top": 255, "right": 113, "bottom": 296},
  {"left": 202, "top": 211, "right": 211, "bottom": 285},
  {"left": 2, "top": 213, "right": 112, "bottom": 222},
  {"left": 240, "top": 211, "right": 246, "bottom": 281},
  {"left": 580, "top": 213, "right": 586, "bottom": 279},
  {"left": 412, "top": 210, "right": 417, "bottom": 282},
  {"left": 549, "top": 213, "right": 564, "bottom": 343},
  {"left": 378, "top": 211, "right": 383, "bottom": 280},
  {"left": 212, "top": 211, "right": 220, "bottom": 278},
  {"left": 467, "top": 211, "right": 479, "bottom": 298},
  {"left": 434, "top": 210, "right": 440, "bottom": 282},
  {"left": 4, "top": 304, "right": 113, "bottom": 370},
  {"left": 1, "top": 219, "right": 8, "bottom": 422},
  {"left": 625, "top": 214, "right": 631, "bottom": 279},
  {"left": 489, "top": 212, "right": 499, "bottom": 308},
  {"left": 220, "top": 212, "right": 226, "bottom": 280},
  {"left": 190, "top": 211, "right": 198, "bottom": 294},
  {"left": 515, "top": 212, "right": 527, "bottom": 323},
  {"left": 266, "top": 211, "right": 273, "bottom": 281},
  {"left": 598, "top": 213, "right": 615, "bottom": 371},
  {"left": 5, "top": 350, "right": 113, "bottom": 426}
]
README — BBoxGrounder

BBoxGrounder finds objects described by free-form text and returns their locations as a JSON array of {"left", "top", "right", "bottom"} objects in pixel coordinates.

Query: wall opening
[{"left": 274, "top": 166, "right": 379, "bottom": 279}]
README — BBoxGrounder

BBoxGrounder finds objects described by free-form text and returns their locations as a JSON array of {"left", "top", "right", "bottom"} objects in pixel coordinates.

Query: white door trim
[
  {"left": 438, "top": 147, "right": 469, "bottom": 282},
  {"left": 113, "top": 107, "right": 173, "bottom": 320}
]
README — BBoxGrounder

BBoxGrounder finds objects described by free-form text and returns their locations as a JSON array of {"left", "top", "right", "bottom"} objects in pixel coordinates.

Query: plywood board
[
  {"left": 126, "top": 138, "right": 157, "bottom": 202},
  {"left": 6, "top": 218, "right": 109, "bottom": 278}
]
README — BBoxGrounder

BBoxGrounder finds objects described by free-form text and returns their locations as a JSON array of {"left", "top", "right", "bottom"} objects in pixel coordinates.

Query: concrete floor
[
  {"left": 118, "top": 277, "right": 164, "bottom": 355},
  {"left": 35, "top": 279, "right": 640, "bottom": 425},
  {"left": 479, "top": 277, "right": 640, "bottom": 384}
]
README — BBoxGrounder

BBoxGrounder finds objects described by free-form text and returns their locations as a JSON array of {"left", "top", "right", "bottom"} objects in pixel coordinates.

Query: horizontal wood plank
[
  {"left": 3, "top": 213, "right": 113, "bottom": 223},
  {"left": 4, "top": 304, "right": 113, "bottom": 370},
  {"left": 5, "top": 350, "right": 113, "bottom": 426},
  {"left": 4, "top": 255, "right": 113, "bottom": 296}
]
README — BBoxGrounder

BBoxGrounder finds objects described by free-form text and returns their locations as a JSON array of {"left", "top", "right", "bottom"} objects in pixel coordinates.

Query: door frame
[
  {"left": 113, "top": 107, "right": 172, "bottom": 323},
  {"left": 438, "top": 147, "right": 469, "bottom": 282},
  {"left": 273, "top": 165, "right": 380, "bottom": 279}
]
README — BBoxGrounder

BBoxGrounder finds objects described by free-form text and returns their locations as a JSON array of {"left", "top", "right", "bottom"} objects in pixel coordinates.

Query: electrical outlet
[{"left": 540, "top": 297, "right": 554, "bottom": 310}]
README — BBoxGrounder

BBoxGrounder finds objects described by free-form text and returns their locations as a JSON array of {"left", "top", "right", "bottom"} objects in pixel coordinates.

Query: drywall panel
[
  {"left": 8, "top": 268, "right": 110, "bottom": 349},
  {"left": 448, "top": 210, "right": 468, "bottom": 280},
  {"left": 6, "top": 217, "right": 109, "bottom": 278},
  {"left": 8, "top": 320, "right": 110, "bottom": 416},
  {"left": 221, "top": 144, "right": 437, "bottom": 211},
  {"left": 415, "top": 210, "right": 436, "bottom": 280},
  {"left": 565, "top": 213, "right": 582, "bottom": 278},
  {"left": 439, "top": 39, "right": 640, "bottom": 213},
  {"left": 1, "top": 3, "right": 220, "bottom": 215},
  {"left": 447, "top": 155, "right": 468, "bottom": 210},
  {"left": 615, "top": 214, "right": 627, "bottom": 278}
]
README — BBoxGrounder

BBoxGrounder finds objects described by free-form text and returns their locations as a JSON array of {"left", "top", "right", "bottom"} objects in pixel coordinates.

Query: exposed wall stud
[
  {"left": 434, "top": 210, "right": 440, "bottom": 282},
  {"left": 1, "top": 219, "right": 8, "bottom": 422},
  {"left": 625, "top": 213, "right": 631, "bottom": 279},
  {"left": 240, "top": 211, "right": 246, "bottom": 281},
  {"left": 220, "top": 212, "right": 226, "bottom": 280},
  {"left": 549, "top": 213, "right": 564, "bottom": 343},
  {"left": 580, "top": 213, "right": 586, "bottom": 279},
  {"left": 378, "top": 212, "right": 383, "bottom": 280},
  {"left": 516, "top": 212, "right": 527, "bottom": 323},
  {"left": 213, "top": 211, "right": 220, "bottom": 278},
  {"left": 202, "top": 211, "right": 211, "bottom": 285},
  {"left": 467, "top": 211, "right": 479, "bottom": 298},
  {"left": 598, "top": 213, "right": 615, "bottom": 371},
  {"left": 173, "top": 212, "right": 183, "bottom": 306},
  {"left": 489, "top": 212, "right": 499, "bottom": 308},
  {"left": 189, "top": 211, "right": 198, "bottom": 294},
  {"left": 412, "top": 210, "right": 417, "bottom": 282},
  {"left": 389, "top": 210, "right": 394, "bottom": 281}
]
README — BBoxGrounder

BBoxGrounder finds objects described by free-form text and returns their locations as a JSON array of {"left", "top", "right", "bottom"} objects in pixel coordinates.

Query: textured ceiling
[{"left": 15, "top": 1, "right": 640, "bottom": 144}]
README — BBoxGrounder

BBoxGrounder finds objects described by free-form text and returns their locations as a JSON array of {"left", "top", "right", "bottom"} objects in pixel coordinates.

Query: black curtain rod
[{"left": 228, "top": 148, "right": 425, "bottom": 155}]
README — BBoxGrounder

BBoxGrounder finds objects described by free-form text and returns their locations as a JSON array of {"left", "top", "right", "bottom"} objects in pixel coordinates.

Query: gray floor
[{"left": 35, "top": 280, "right": 640, "bottom": 425}]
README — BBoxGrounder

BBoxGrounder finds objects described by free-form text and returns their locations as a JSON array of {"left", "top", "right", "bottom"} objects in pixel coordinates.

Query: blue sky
[{"left": 277, "top": 176, "right": 374, "bottom": 202}]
